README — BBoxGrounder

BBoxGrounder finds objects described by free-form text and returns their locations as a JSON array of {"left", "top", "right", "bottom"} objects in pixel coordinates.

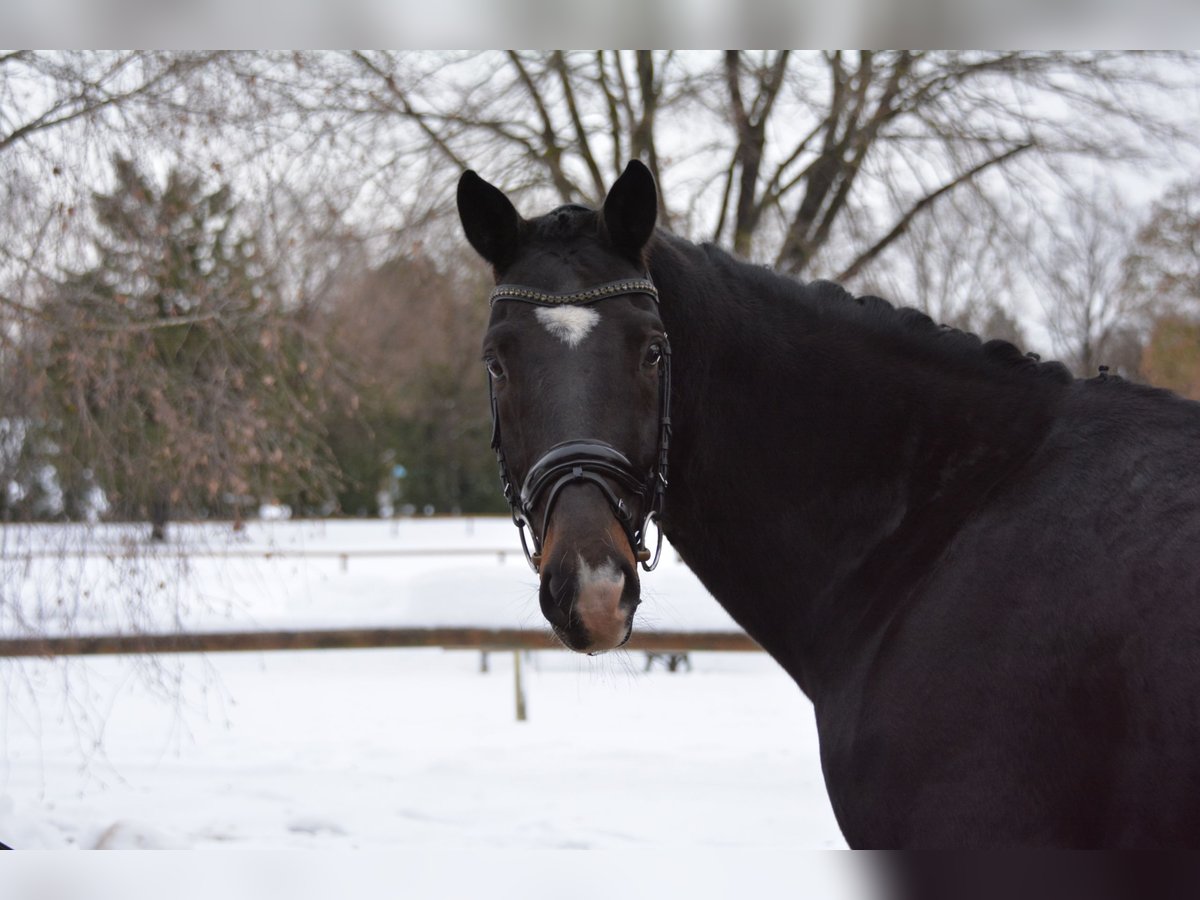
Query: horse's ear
[
  {"left": 602, "top": 160, "right": 657, "bottom": 264},
  {"left": 457, "top": 170, "right": 523, "bottom": 272}
]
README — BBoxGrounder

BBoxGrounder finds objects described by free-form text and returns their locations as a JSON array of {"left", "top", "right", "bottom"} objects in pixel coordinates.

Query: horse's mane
[
  {"left": 810, "top": 277, "right": 1074, "bottom": 386},
  {"left": 527, "top": 208, "right": 1076, "bottom": 387},
  {"left": 690, "top": 239, "right": 1076, "bottom": 387}
]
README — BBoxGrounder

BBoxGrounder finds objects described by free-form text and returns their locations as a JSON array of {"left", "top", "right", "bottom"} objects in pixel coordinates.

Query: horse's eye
[
  {"left": 485, "top": 357, "right": 505, "bottom": 380},
  {"left": 644, "top": 344, "right": 664, "bottom": 368}
]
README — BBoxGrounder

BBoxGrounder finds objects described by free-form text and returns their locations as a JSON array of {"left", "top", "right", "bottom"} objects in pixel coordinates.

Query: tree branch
[
  {"left": 836, "top": 142, "right": 1034, "bottom": 282},
  {"left": 0, "top": 53, "right": 198, "bottom": 153},
  {"left": 506, "top": 52, "right": 576, "bottom": 203},
  {"left": 348, "top": 51, "right": 470, "bottom": 172},
  {"left": 595, "top": 51, "right": 625, "bottom": 175},
  {"left": 551, "top": 51, "right": 605, "bottom": 200},
  {"left": 633, "top": 51, "right": 667, "bottom": 224}
]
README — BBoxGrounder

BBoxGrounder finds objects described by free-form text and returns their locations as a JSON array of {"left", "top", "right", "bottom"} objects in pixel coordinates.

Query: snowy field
[
  {"left": 0, "top": 518, "right": 846, "bottom": 855},
  {"left": 1, "top": 516, "right": 748, "bottom": 635}
]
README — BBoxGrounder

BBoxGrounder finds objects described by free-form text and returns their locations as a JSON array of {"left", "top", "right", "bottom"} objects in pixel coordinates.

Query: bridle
[{"left": 487, "top": 277, "right": 672, "bottom": 574}]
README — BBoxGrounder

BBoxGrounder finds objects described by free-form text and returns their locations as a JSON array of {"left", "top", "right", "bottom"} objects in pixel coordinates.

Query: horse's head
[{"left": 457, "top": 161, "right": 668, "bottom": 654}]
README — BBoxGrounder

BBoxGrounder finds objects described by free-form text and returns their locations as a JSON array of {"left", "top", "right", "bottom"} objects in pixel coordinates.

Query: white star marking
[{"left": 534, "top": 306, "right": 601, "bottom": 348}]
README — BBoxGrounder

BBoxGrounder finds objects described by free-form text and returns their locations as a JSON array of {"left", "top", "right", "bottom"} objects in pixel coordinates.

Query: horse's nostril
[{"left": 544, "top": 570, "right": 571, "bottom": 606}]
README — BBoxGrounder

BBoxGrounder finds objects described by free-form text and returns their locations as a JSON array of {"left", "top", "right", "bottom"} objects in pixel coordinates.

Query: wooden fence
[
  {"left": 0, "top": 626, "right": 759, "bottom": 658},
  {"left": 0, "top": 626, "right": 763, "bottom": 723},
  {"left": 8, "top": 547, "right": 528, "bottom": 571},
  {"left": 1, "top": 541, "right": 754, "bottom": 720}
]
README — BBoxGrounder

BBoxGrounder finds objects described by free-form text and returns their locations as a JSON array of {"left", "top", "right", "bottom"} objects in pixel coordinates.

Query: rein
[{"left": 487, "top": 277, "right": 671, "bottom": 573}]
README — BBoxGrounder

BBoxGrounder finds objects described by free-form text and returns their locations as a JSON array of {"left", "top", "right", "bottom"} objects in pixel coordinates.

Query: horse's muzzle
[{"left": 539, "top": 549, "right": 639, "bottom": 654}]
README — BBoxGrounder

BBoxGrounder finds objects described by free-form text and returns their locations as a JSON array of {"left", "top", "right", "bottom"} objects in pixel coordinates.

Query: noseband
[{"left": 487, "top": 277, "right": 672, "bottom": 573}]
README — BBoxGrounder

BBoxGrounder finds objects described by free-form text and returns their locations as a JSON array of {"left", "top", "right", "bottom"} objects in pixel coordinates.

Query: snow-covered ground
[
  {"left": 2, "top": 517, "right": 745, "bottom": 635},
  {"left": 0, "top": 518, "right": 845, "bottom": 852}
]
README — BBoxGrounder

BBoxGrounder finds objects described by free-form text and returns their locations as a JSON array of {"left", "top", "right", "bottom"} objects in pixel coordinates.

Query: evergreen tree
[{"left": 32, "top": 157, "right": 339, "bottom": 538}]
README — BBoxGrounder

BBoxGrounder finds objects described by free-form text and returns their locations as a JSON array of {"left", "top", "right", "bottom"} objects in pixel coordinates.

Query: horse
[{"left": 456, "top": 159, "right": 1200, "bottom": 848}]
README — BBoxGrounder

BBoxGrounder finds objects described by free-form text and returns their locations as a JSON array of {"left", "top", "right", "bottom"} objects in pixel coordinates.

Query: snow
[
  {"left": 4, "top": 517, "right": 746, "bottom": 636},
  {"left": 0, "top": 518, "right": 846, "bottom": 856}
]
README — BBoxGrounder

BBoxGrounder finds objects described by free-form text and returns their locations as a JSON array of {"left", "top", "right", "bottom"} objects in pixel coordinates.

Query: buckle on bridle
[{"left": 636, "top": 514, "right": 666, "bottom": 571}]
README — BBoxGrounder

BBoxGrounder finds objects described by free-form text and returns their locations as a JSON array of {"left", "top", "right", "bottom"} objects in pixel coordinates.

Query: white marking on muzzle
[
  {"left": 573, "top": 554, "right": 627, "bottom": 649},
  {"left": 534, "top": 306, "right": 600, "bottom": 348}
]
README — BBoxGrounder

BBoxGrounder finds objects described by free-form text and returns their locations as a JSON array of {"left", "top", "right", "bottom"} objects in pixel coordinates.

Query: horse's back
[{"left": 824, "top": 380, "right": 1200, "bottom": 847}]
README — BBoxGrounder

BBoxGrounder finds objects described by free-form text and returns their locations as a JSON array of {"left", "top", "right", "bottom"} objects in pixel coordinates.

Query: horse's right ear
[{"left": 457, "top": 170, "right": 523, "bottom": 272}]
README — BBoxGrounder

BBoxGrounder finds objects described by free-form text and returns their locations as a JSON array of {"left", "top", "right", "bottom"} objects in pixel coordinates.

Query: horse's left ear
[{"left": 602, "top": 160, "right": 657, "bottom": 264}]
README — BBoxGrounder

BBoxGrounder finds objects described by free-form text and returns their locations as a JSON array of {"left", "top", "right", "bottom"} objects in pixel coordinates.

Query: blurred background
[{"left": 3, "top": 50, "right": 1200, "bottom": 536}]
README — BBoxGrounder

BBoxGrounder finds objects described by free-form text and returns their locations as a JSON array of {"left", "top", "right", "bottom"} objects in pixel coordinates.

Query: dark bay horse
[{"left": 457, "top": 160, "right": 1200, "bottom": 848}]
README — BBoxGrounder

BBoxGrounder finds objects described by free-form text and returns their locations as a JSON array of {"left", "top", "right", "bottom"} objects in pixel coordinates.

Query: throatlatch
[{"left": 487, "top": 277, "right": 671, "bottom": 573}]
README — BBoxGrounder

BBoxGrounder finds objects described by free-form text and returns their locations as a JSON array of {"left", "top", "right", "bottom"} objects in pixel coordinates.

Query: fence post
[{"left": 513, "top": 650, "right": 527, "bottom": 722}]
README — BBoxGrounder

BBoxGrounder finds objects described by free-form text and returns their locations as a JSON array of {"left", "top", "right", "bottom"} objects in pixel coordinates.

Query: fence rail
[
  {"left": 2, "top": 546, "right": 554, "bottom": 573},
  {"left": 1, "top": 535, "right": 737, "bottom": 721},
  {"left": 4, "top": 546, "right": 690, "bottom": 571},
  {"left": 5, "top": 547, "right": 522, "bottom": 561},
  {"left": 0, "top": 626, "right": 760, "bottom": 659}
]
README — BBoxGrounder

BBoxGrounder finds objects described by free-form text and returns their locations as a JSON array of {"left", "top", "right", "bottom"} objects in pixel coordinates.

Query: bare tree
[
  {"left": 1034, "top": 184, "right": 1154, "bottom": 377},
  {"left": 857, "top": 189, "right": 1035, "bottom": 343},
  {"left": 1124, "top": 176, "right": 1200, "bottom": 315},
  {"left": 0, "top": 52, "right": 231, "bottom": 286},
  {"left": 1125, "top": 177, "right": 1200, "bottom": 396},
  {"left": 257, "top": 52, "right": 1198, "bottom": 278},
  {"left": 710, "top": 52, "right": 1200, "bottom": 282}
]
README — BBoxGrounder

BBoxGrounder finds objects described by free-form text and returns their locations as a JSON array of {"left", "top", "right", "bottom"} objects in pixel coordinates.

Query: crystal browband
[{"left": 489, "top": 278, "right": 658, "bottom": 307}]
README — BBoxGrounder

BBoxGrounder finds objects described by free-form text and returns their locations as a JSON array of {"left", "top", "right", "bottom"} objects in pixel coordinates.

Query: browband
[{"left": 489, "top": 278, "right": 658, "bottom": 307}]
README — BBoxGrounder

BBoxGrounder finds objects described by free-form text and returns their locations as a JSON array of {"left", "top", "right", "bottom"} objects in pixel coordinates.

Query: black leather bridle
[{"left": 487, "top": 277, "right": 671, "bottom": 573}]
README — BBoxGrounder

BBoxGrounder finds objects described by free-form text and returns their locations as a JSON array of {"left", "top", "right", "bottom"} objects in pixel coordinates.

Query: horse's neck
[{"left": 654, "top": 248, "right": 1062, "bottom": 694}]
